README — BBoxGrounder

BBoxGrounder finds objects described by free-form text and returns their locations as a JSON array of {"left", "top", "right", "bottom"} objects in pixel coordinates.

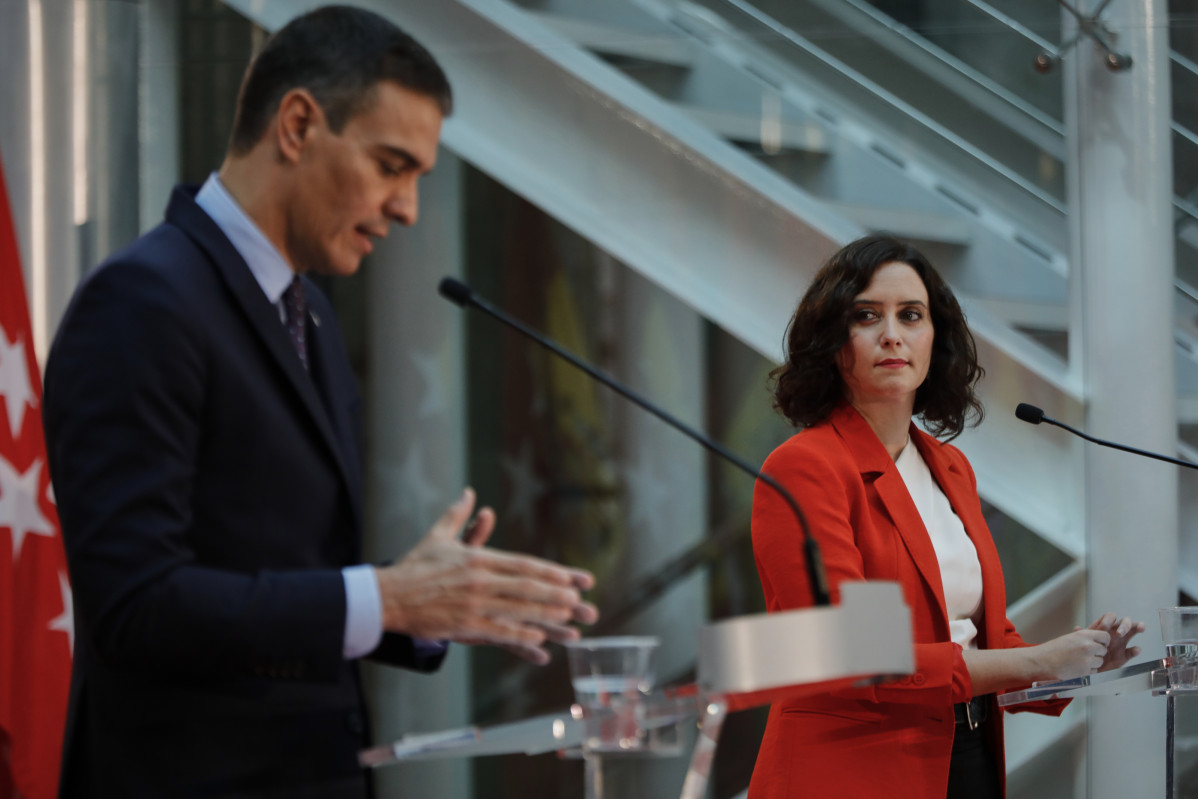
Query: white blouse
[{"left": 895, "top": 440, "right": 984, "bottom": 650}]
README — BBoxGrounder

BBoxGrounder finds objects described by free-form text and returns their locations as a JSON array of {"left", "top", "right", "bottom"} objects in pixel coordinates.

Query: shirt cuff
[{"left": 342, "top": 564, "right": 384, "bottom": 659}]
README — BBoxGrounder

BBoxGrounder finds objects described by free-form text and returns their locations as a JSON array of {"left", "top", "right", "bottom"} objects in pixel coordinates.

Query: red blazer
[{"left": 748, "top": 403, "right": 1065, "bottom": 799}]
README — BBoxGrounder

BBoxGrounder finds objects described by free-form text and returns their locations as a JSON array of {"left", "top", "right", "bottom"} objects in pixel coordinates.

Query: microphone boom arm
[
  {"left": 440, "top": 278, "right": 832, "bottom": 607},
  {"left": 1016, "top": 402, "right": 1198, "bottom": 471},
  {"left": 1043, "top": 417, "right": 1198, "bottom": 471}
]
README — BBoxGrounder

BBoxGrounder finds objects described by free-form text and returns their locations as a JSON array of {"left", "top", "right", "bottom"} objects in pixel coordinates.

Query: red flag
[{"left": 0, "top": 153, "right": 71, "bottom": 798}]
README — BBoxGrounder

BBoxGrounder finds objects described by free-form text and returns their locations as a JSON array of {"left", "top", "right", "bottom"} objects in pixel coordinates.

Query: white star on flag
[
  {"left": 1, "top": 140, "right": 72, "bottom": 798},
  {"left": 0, "top": 455, "right": 56, "bottom": 562},
  {"left": 0, "top": 323, "right": 37, "bottom": 439},
  {"left": 48, "top": 571, "right": 74, "bottom": 655}
]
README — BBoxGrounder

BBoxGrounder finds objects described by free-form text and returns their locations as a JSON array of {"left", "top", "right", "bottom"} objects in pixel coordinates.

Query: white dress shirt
[{"left": 896, "top": 440, "right": 983, "bottom": 649}]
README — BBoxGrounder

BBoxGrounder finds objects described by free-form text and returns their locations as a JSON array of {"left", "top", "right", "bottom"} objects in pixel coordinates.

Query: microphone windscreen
[
  {"left": 1015, "top": 403, "right": 1045, "bottom": 425},
  {"left": 438, "top": 277, "right": 474, "bottom": 307}
]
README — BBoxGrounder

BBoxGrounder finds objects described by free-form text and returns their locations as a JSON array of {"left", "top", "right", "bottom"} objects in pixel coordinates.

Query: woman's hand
[
  {"left": 1031, "top": 629, "right": 1110, "bottom": 681},
  {"left": 964, "top": 615, "right": 1145, "bottom": 694},
  {"left": 1083, "top": 613, "right": 1146, "bottom": 672}
]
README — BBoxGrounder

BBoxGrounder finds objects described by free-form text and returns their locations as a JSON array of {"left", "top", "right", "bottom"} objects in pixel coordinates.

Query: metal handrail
[
  {"left": 702, "top": 0, "right": 1066, "bottom": 211},
  {"left": 1172, "top": 49, "right": 1198, "bottom": 79},
  {"left": 812, "top": 0, "right": 1063, "bottom": 135},
  {"left": 1174, "top": 202, "right": 1198, "bottom": 308},
  {"left": 1175, "top": 122, "right": 1198, "bottom": 151},
  {"left": 699, "top": 1, "right": 1198, "bottom": 225},
  {"left": 1176, "top": 195, "right": 1198, "bottom": 225},
  {"left": 962, "top": 0, "right": 1198, "bottom": 85},
  {"left": 957, "top": 0, "right": 1058, "bottom": 54},
  {"left": 1176, "top": 279, "right": 1198, "bottom": 307}
]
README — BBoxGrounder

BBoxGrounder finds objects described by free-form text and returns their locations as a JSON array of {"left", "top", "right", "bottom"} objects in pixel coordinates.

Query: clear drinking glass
[
  {"left": 563, "top": 636, "right": 659, "bottom": 751},
  {"left": 1159, "top": 607, "right": 1198, "bottom": 662}
]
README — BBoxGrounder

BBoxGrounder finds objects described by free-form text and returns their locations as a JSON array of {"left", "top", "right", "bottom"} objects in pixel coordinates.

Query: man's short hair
[{"left": 228, "top": 5, "right": 453, "bottom": 155}]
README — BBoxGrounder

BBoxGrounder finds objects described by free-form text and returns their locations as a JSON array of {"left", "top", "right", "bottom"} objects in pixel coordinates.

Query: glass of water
[
  {"left": 1159, "top": 607, "right": 1198, "bottom": 662},
  {"left": 1160, "top": 608, "right": 1198, "bottom": 691},
  {"left": 564, "top": 636, "right": 659, "bottom": 751}
]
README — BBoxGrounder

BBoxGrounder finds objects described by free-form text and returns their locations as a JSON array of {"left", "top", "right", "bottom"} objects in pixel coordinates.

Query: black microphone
[
  {"left": 1014, "top": 403, "right": 1045, "bottom": 425},
  {"left": 1015, "top": 402, "right": 1198, "bottom": 471},
  {"left": 439, "top": 277, "right": 831, "bottom": 607}
]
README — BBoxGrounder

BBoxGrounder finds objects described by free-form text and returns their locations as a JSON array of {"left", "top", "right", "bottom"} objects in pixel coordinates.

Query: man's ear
[{"left": 275, "top": 88, "right": 323, "bottom": 164}]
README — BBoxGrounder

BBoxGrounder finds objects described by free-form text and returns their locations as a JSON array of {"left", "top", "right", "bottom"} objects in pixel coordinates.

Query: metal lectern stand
[
  {"left": 359, "top": 581, "right": 915, "bottom": 799},
  {"left": 999, "top": 656, "right": 1198, "bottom": 798}
]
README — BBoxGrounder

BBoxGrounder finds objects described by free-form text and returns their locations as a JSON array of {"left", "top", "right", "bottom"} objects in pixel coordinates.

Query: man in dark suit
[{"left": 42, "top": 6, "right": 597, "bottom": 797}]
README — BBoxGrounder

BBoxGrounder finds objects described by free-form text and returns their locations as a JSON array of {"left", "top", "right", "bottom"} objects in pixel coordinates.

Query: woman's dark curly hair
[{"left": 771, "top": 234, "right": 984, "bottom": 440}]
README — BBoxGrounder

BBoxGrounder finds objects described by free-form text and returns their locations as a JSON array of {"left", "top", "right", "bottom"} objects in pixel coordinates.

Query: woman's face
[{"left": 835, "top": 261, "right": 934, "bottom": 411}]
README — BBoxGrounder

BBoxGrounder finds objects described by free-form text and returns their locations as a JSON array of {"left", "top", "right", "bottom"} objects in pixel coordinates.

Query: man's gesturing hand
[{"left": 374, "top": 488, "right": 598, "bottom": 665}]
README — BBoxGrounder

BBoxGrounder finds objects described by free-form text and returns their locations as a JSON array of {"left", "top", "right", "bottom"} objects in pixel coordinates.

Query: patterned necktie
[{"left": 282, "top": 276, "right": 308, "bottom": 370}]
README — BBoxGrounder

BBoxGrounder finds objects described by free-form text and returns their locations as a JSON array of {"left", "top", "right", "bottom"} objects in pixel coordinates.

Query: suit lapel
[
  {"left": 914, "top": 433, "right": 1005, "bottom": 647},
  {"left": 831, "top": 405, "right": 949, "bottom": 629},
  {"left": 164, "top": 188, "right": 360, "bottom": 527},
  {"left": 913, "top": 434, "right": 974, "bottom": 542},
  {"left": 305, "top": 301, "right": 364, "bottom": 534}
]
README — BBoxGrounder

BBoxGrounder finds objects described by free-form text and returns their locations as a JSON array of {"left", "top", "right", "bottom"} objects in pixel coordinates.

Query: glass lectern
[
  {"left": 999, "top": 655, "right": 1198, "bottom": 797},
  {"left": 358, "top": 581, "right": 915, "bottom": 798}
]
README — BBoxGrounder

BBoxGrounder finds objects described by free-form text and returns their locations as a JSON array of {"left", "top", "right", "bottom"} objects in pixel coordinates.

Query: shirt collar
[{"left": 194, "top": 172, "right": 295, "bottom": 305}]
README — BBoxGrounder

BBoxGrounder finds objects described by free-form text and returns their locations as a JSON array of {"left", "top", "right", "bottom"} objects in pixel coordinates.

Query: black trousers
[{"left": 946, "top": 720, "right": 1002, "bottom": 799}]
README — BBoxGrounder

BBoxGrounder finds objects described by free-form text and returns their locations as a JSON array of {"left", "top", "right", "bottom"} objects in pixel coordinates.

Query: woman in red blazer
[{"left": 749, "top": 235, "right": 1145, "bottom": 799}]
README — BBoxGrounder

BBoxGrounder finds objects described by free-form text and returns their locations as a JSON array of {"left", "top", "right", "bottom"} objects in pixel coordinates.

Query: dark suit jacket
[
  {"left": 748, "top": 403, "right": 1066, "bottom": 799},
  {"left": 43, "top": 187, "right": 443, "bottom": 798}
]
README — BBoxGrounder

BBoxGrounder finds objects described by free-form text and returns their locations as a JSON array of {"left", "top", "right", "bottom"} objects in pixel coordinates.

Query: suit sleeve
[
  {"left": 752, "top": 436, "right": 972, "bottom": 706},
  {"left": 987, "top": 616, "right": 1069, "bottom": 718},
  {"left": 45, "top": 260, "right": 349, "bottom": 683}
]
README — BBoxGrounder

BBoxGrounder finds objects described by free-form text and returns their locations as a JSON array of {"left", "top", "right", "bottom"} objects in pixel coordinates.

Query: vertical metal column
[
  {"left": 89, "top": 0, "right": 141, "bottom": 272},
  {"left": 36, "top": 0, "right": 79, "bottom": 358},
  {"left": 364, "top": 152, "right": 471, "bottom": 798},
  {"left": 139, "top": 0, "right": 181, "bottom": 235},
  {"left": 1066, "top": 1, "right": 1177, "bottom": 797},
  {"left": 0, "top": 0, "right": 87, "bottom": 360}
]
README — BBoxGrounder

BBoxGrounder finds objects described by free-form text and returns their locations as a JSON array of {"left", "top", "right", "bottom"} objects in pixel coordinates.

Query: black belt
[{"left": 954, "top": 697, "right": 988, "bottom": 730}]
